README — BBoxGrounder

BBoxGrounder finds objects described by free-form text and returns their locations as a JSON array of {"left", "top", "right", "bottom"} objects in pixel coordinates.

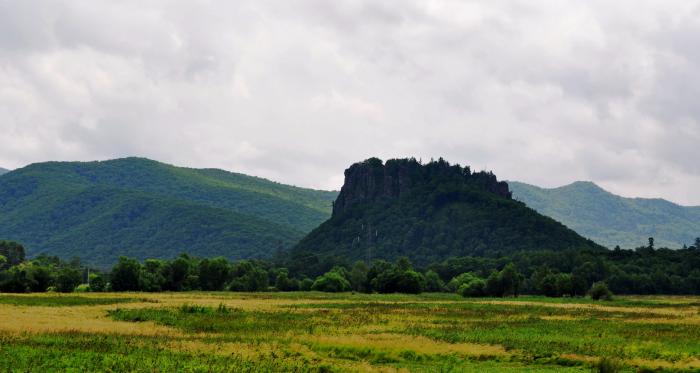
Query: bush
[
  {"left": 447, "top": 272, "right": 481, "bottom": 292},
  {"left": 311, "top": 270, "right": 351, "bottom": 292},
  {"left": 396, "top": 270, "right": 425, "bottom": 294},
  {"left": 424, "top": 270, "right": 445, "bottom": 292},
  {"left": 594, "top": 357, "right": 623, "bottom": 373},
  {"left": 589, "top": 282, "right": 613, "bottom": 301},
  {"left": 55, "top": 267, "right": 83, "bottom": 293},
  {"left": 458, "top": 278, "right": 486, "bottom": 297},
  {"left": 299, "top": 277, "right": 314, "bottom": 291},
  {"left": 74, "top": 284, "right": 90, "bottom": 293}
]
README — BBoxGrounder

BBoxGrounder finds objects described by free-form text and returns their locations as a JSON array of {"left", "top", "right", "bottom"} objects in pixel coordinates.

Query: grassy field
[{"left": 0, "top": 292, "right": 699, "bottom": 372}]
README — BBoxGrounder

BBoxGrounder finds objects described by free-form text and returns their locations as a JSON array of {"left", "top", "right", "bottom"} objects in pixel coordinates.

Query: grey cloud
[{"left": 0, "top": 0, "right": 699, "bottom": 205}]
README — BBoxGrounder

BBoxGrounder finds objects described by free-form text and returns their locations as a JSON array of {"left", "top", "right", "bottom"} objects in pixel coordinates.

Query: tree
[
  {"left": 458, "top": 278, "right": 486, "bottom": 297},
  {"left": 396, "top": 270, "right": 425, "bottom": 294},
  {"left": 228, "top": 261, "right": 268, "bottom": 291},
  {"left": 349, "top": 261, "right": 369, "bottom": 292},
  {"left": 447, "top": 272, "right": 482, "bottom": 292},
  {"left": 424, "top": 270, "right": 445, "bottom": 292},
  {"left": 484, "top": 264, "right": 522, "bottom": 297},
  {"left": 275, "top": 270, "right": 299, "bottom": 291},
  {"left": 485, "top": 270, "right": 504, "bottom": 297},
  {"left": 539, "top": 274, "right": 559, "bottom": 297},
  {"left": 397, "top": 257, "right": 412, "bottom": 271},
  {"left": 554, "top": 273, "right": 574, "bottom": 297},
  {"left": 589, "top": 281, "right": 613, "bottom": 301},
  {"left": 55, "top": 267, "right": 82, "bottom": 293},
  {"left": 198, "top": 257, "right": 231, "bottom": 291},
  {"left": 111, "top": 257, "right": 142, "bottom": 291},
  {"left": 311, "top": 269, "right": 351, "bottom": 292},
  {"left": 299, "top": 277, "right": 314, "bottom": 291},
  {"left": 365, "top": 260, "right": 393, "bottom": 292},
  {"left": 0, "top": 266, "right": 32, "bottom": 292},
  {"left": 694, "top": 237, "right": 700, "bottom": 250},
  {"left": 165, "top": 254, "right": 193, "bottom": 291},
  {"left": 499, "top": 263, "right": 522, "bottom": 297},
  {"left": 0, "top": 241, "right": 25, "bottom": 266},
  {"left": 25, "top": 263, "right": 52, "bottom": 292},
  {"left": 648, "top": 237, "right": 655, "bottom": 250},
  {"left": 139, "top": 259, "right": 167, "bottom": 292},
  {"left": 89, "top": 272, "right": 107, "bottom": 292},
  {"left": 530, "top": 266, "right": 552, "bottom": 295}
]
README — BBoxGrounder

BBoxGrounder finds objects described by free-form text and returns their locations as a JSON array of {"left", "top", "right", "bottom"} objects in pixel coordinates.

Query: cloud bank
[{"left": 1, "top": 0, "right": 699, "bottom": 204}]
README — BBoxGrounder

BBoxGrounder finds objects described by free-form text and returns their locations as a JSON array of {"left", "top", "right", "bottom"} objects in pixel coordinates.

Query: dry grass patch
[
  {"left": 304, "top": 332, "right": 509, "bottom": 359},
  {"left": 0, "top": 303, "right": 181, "bottom": 336}
]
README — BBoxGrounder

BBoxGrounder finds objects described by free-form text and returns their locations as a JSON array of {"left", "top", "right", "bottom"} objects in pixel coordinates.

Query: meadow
[{"left": 0, "top": 292, "right": 699, "bottom": 372}]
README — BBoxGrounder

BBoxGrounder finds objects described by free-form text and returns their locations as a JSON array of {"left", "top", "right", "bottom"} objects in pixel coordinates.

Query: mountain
[
  {"left": 509, "top": 181, "right": 700, "bottom": 249},
  {"left": 0, "top": 158, "right": 336, "bottom": 267},
  {"left": 290, "top": 158, "right": 601, "bottom": 274},
  {"left": 0, "top": 167, "right": 8, "bottom": 175}
]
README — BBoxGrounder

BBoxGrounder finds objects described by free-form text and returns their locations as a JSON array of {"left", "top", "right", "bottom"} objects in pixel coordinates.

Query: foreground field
[{"left": 0, "top": 293, "right": 699, "bottom": 372}]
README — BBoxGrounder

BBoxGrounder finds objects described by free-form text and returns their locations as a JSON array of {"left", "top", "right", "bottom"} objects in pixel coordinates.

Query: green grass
[
  {"left": 2, "top": 293, "right": 699, "bottom": 372},
  {"left": 0, "top": 295, "right": 141, "bottom": 307},
  {"left": 0, "top": 333, "right": 331, "bottom": 372}
]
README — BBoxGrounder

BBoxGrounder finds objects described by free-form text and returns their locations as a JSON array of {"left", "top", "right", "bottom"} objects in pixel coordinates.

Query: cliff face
[
  {"left": 332, "top": 157, "right": 511, "bottom": 216},
  {"left": 291, "top": 157, "right": 601, "bottom": 275}
]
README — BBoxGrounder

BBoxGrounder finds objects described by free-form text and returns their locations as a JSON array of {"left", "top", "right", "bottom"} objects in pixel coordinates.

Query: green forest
[
  {"left": 0, "top": 158, "right": 336, "bottom": 266},
  {"left": 3, "top": 238, "right": 699, "bottom": 297},
  {"left": 1, "top": 157, "right": 698, "bottom": 298},
  {"left": 510, "top": 180, "right": 700, "bottom": 249}
]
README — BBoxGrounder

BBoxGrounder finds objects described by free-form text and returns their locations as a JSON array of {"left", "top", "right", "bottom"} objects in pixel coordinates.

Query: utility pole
[{"left": 366, "top": 221, "right": 372, "bottom": 266}]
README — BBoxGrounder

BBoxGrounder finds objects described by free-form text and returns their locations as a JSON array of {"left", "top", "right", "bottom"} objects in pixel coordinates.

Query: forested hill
[
  {"left": 509, "top": 181, "right": 700, "bottom": 249},
  {"left": 0, "top": 167, "right": 8, "bottom": 175},
  {"left": 290, "top": 158, "right": 602, "bottom": 275},
  {"left": 0, "top": 158, "right": 336, "bottom": 267}
]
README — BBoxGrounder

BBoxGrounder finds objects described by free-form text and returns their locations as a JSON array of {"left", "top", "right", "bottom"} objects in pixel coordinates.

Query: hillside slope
[
  {"left": 0, "top": 167, "right": 8, "bottom": 175},
  {"left": 0, "top": 158, "right": 336, "bottom": 266},
  {"left": 290, "top": 158, "right": 601, "bottom": 274},
  {"left": 509, "top": 181, "right": 700, "bottom": 249}
]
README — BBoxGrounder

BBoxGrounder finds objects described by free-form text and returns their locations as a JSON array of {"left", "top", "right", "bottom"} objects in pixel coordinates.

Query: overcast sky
[{"left": 1, "top": 1, "right": 699, "bottom": 205}]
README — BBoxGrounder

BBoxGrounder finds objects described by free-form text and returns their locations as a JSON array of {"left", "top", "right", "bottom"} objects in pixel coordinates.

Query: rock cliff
[{"left": 332, "top": 157, "right": 511, "bottom": 216}]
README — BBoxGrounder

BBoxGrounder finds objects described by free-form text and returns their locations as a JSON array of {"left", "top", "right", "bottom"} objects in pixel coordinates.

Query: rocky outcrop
[{"left": 332, "top": 157, "right": 511, "bottom": 216}]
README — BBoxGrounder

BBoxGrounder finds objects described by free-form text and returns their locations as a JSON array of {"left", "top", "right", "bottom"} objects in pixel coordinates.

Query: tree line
[{"left": 2, "top": 237, "right": 699, "bottom": 297}]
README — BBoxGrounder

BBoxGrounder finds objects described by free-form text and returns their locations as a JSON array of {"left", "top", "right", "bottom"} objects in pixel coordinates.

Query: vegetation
[
  {"left": 291, "top": 158, "right": 602, "bottom": 274},
  {"left": 0, "top": 158, "right": 336, "bottom": 267},
  {"left": 3, "top": 237, "right": 700, "bottom": 297},
  {"left": 1, "top": 292, "right": 699, "bottom": 372},
  {"left": 510, "top": 180, "right": 700, "bottom": 249}
]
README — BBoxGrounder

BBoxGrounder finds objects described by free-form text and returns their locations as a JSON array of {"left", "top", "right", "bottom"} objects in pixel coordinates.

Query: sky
[{"left": 1, "top": 1, "right": 699, "bottom": 205}]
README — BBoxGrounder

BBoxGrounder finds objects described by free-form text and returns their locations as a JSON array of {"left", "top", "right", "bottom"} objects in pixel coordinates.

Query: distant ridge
[
  {"left": 509, "top": 181, "right": 700, "bottom": 249},
  {"left": 290, "top": 158, "right": 601, "bottom": 275},
  {"left": 0, "top": 167, "right": 8, "bottom": 175},
  {"left": 0, "top": 157, "right": 337, "bottom": 266}
]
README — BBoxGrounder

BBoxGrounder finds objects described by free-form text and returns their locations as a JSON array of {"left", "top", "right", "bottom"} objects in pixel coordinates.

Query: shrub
[
  {"left": 424, "top": 270, "right": 445, "bottom": 292},
  {"left": 74, "top": 284, "right": 90, "bottom": 293},
  {"left": 299, "top": 277, "right": 314, "bottom": 291},
  {"left": 589, "top": 282, "right": 613, "bottom": 301},
  {"left": 447, "top": 272, "right": 481, "bottom": 292},
  {"left": 55, "top": 267, "right": 83, "bottom": 293},
  {"left": 311, "top": 270, "right": 351, "bottom": 292},
  {"left": 458, "top": 278, "right": 486, "bottom": 297},
  {"left": 594, "top": 357, "right": 623, "bottom": 373}
]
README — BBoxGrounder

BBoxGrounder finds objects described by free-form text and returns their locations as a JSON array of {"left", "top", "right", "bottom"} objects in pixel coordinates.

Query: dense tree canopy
[{"left": 1, "top": 236, "right": 699, "bottom": 297}]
